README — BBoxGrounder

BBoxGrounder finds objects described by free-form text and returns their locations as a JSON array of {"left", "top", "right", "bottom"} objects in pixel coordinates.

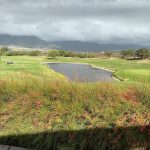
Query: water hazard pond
[{"left": 48, "top": 63, "right": 114, "bottom": 82}]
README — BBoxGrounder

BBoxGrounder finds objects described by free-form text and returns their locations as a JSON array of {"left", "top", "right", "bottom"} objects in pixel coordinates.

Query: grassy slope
[
  {"left": 0, "top": 78, "right": 150, "bottom": 149},
  {"left": 0, "top": 56, "right": 150, "bottom": 149}
]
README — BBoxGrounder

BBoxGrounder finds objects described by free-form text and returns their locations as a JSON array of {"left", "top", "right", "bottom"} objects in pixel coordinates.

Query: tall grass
[{"left": 0, "top": 76, "right": 149, "bottom": 149}]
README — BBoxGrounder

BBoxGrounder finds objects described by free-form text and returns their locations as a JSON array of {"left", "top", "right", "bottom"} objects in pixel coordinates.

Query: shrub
[
  {"left": 77, "top": 53, "right": 88, "bottom": 58},
  {"left": 135, "top": 48, "right": 150, "bottom": 59},
  {"left": 63, "top": 51, "right": 76, "bottom": 57},
  {"left": 0, "top": 47, "right": 9, "bottom": 53},
  {"left": 0, "top": 47, "right": 10, "bottom": 58},
  {"left": 104, "top": 51, "right": 113, "bottom": 58},
  {"left": 28, "top": 51, "right": 41, "bottom": 56},
  {"left": 48, "top": 50, "right": 59, "bottom": 59},
  {"left": 58, "top": 50, "right": 67, "bottom": 56},
  {"left": 6, "top": 51, "right": 28, "bottom": 56},
  {"left": 120, "top": 49, "right": 135, "bottom": 59}
]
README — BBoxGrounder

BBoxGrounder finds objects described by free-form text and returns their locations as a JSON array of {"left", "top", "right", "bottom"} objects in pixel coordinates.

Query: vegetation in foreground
[{"left": 0, "top": 77, "right": 149, "bottom": 149}]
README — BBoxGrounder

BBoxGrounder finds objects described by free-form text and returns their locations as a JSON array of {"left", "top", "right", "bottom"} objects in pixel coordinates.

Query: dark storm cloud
[{"left": 0, "top": 0, "right": 150, "bottom": 45}]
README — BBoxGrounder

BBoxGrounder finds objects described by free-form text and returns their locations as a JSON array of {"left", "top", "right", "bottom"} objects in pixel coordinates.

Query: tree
[
  {"left": 120, "top": 49, "right": 134, "bottom": 59},
  {"left": 59, "top": 50, "right": 66, "bottom": 56},
  {"left": 0, "top": 47, "right": 9, "bottom": 53},
  {"left": 0, "top": 47, "right": 9, "bottom": 54},
  {"left": 0, "top": 51, "right": 2, "bottom": 61},
  {"left": 29, "top": 51, "right": 40, "bottom": 56},
  {"left": 104, "top": 51, "right": 113, "bottom": 58},
  {"left": 48, "top": 50, "right": 59, "bottom": 59},
  {"left": 135, "top": 48, "right": 150, "bottom": 59},
  {"left": 0, "top": 47, "right": 9, "bottom": 61}
]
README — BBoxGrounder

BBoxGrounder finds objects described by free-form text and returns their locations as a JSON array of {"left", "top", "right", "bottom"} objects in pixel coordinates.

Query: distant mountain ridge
[
  {"left": 0, "top": 34, "right": 50, "bottom": 48},
  {"left": 0, "top": 34, "right": 148, "bottom": 52},
  {"left": 51, "top": 41, "right": 145, "bottom": 52}
]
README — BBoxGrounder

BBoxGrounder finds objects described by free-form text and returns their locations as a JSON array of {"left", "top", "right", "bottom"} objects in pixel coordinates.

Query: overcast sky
[{"left": 0, "top": 0, "right": 150, "bottom": 45}]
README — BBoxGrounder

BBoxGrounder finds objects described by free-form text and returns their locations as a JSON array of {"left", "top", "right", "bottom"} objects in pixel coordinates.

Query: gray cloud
[{"left": 0, "top": 0, "right": 150, "bottom": 45}]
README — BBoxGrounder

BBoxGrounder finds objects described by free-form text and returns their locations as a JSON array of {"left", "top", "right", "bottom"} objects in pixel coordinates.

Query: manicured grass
[
  {"left": 0, "top": 56, "right": 64, "bottom": 80},
  {"left": 46, "top": 57, "right": 150, "bottom": 83},
  {"left": 1, "top": 56, "right": 150, "bottom": 82}
]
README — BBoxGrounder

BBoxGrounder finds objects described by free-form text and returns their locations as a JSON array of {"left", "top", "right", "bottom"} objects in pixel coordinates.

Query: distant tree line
[
  {"left": 0, "top": 47, "right": 41, "bottom": 57},
  {"left": 0, "top": 46, "right": 150, "bottom": 60},
  {"left": 47, "top": 50, "right": 92, "bottom": 59},
  {"left": 47, "top": 49, "right": 150, "bottom": 59},
  {"left": 0, "top": 47, "right": 99, "bottom": 58},
  {"left": 120, "top": 48, "right": 150, "bottom": 59},
  {"left": 48, "top": 50, "right": 105, "bottom": 58}
]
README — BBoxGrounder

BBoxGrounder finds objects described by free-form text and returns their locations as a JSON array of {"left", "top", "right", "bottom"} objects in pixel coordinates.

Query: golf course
[
  {"left": 1, "top": 1, "right": 150, "bottom": 149},
  {"left": 0, "top": 55, "right": 150, "bottom": 149}
]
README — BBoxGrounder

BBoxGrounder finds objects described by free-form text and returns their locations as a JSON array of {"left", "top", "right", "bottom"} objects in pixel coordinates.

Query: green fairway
[
  {"left": 45, "top": 57, "right": 150, "bottom": 83},
  {"left": 0, "top": 56, "right": 64, "bottom": 80},
  {"left": 0, "top": 56, "right": 150, "bottom": 83}
]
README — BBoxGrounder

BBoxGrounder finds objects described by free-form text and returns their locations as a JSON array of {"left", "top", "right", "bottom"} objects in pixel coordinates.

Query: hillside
[{"left": 0, "top": 34, "right": 148, "bottom": 52}]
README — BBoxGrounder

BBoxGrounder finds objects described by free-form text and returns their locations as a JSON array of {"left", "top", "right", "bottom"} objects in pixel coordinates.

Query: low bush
[
  {"left": 28, "top": 51, "right": 41, "bottom": 56},
  {"left": 6, "top": 51, "right": 28, "bottom": 56}
]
